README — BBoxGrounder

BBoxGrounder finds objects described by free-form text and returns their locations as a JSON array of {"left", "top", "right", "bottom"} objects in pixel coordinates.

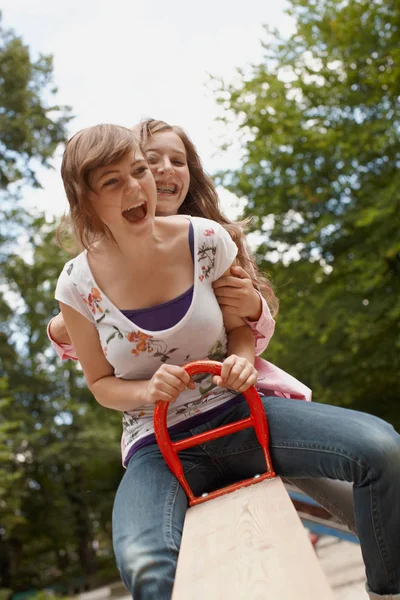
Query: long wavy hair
[{"left": 139, "top": 119, "right": 279, "bottom": 316}]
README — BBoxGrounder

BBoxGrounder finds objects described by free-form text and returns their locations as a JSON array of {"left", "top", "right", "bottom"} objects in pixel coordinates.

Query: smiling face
[
  {"left": 144, "top": 131, "right": 190, "bottom": 216},
  {"left": 88, "top": 151, "right": 157, "bottom": 234}
]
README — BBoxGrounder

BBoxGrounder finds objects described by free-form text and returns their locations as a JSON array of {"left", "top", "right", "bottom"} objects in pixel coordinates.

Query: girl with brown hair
[{"left": 50, "top": 118, "right": 354, "bottom": 537}]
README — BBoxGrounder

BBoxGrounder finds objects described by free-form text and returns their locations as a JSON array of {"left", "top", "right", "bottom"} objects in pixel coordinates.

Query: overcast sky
[{"left": 2, "top": 0, "right": 293, "bottom": 218}]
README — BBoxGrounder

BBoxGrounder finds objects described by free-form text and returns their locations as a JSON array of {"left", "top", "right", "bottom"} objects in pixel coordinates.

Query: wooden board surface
[{"left": 172, "top": 476, "right": 335, "bottom": 600}]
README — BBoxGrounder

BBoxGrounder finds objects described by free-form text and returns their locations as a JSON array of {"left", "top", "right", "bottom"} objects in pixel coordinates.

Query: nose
[
  {"left": 158, "top": 157, "right": 173, "bottom": 174},
  {"left": 124, "top": 176, "right": 140, "bottom": 194}
]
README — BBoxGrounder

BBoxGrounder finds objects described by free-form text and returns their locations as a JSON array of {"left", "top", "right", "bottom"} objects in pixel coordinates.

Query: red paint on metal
[{"left": 153, "top": 360, "right": 276, "bottom": 506}]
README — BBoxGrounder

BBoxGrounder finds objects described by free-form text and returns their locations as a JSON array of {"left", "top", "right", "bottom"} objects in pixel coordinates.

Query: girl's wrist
[{"left": 247, "top": 292, "right": 262, "bottom": 322}]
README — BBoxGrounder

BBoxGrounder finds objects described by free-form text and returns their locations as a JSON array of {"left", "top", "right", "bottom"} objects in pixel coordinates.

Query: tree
[
  {"left": 216, "top": 0, "right": 400, "bottom": 426},
  {"left": 0, "top": 11, "right": 71, "bottom": 267},
  {"left": 0, "top": 17, "right": 124, "bottom": 593},
  {"left": 0, "top": 14, "right": 74, "bottom": 593},
  {"left": 0, "top": 12, "right": 71, "bottom": 554},
  {"left": 1, "top": 216, "right": 123, "bottom": 592},
  {"left": 0, "top": 13, "right": 70, "bottom": 189}
]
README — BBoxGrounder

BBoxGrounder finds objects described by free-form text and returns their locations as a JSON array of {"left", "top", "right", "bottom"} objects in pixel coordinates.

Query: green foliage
[
  {"left": 0, "top": 14, "right": 71, "bottom": 189},
  {"left": 216, "top": 0, "right": 400, "bottom": 427},
  {"left": 1, "top": 216, "right": 123, "bottom": 592},
  {"left": 0, "top": 15, "right": 120, "bottom": 594}
]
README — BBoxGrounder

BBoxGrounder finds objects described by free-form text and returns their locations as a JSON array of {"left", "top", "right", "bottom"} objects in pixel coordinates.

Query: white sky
[{"left": 2, "top": 0, "right": 293, "bottom": 219}]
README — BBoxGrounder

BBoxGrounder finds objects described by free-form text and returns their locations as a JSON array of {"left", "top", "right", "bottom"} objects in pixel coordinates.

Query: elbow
[{"left": 88, "top": 376, "right": 112, "bottom": 408}]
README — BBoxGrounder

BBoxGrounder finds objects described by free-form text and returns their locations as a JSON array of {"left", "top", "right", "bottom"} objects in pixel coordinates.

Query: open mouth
[
  {"left": 122, "top": 201, "right": 148, "bottom": 223},
  {"left": 156, "top": 183, "right": 179, "bottom": 196}
]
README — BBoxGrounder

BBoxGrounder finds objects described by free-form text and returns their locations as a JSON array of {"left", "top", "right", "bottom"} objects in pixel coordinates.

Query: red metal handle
[{"left": 154, "top": 360, "right": 276, "bottom": 506}]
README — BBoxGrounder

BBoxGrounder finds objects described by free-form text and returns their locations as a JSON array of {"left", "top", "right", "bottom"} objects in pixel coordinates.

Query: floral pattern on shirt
[
  {"left": 126, "top": 331, "right": 154, "bottom": 355},
  {"left": 190, "top": 340, "right": 226, "bottom": 394},
  {"left": 198, "top": 239, "right": 216, "bottom": 281},
  {"left": 84, "top": 287, "right": 103, "bottom": 315},
  {"left": 174, "top": 387, "right": 229, "bottom": 419},
  {"left": 55, "top": 217, "right": 240, "bottom": 464},
  {"left": 101, "top": 328, "right": 179, "bottom": 363},
  {"left": 126, "top": 332, "right": 178, "bottom": 362},
  {"left": 66, "top": 262, "right": 107, "bottom": 321}
]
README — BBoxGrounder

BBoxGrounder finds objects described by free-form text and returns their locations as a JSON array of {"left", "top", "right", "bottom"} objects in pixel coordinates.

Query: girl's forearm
[
  {"left": 89, "top": 376, "right": 150, "bottom": 412},
  {"left": 227, "top": 325, "right": 255, "bottom": 365},
  {"left": 90, "top": 325, "right": 255, "bottom": 412},
  {"left": 247, "top": 290, "right": 263, "bottom": 321}
]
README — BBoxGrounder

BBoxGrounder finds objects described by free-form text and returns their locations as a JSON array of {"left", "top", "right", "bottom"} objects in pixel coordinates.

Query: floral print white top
[{"left": 55, "top": 217, "right": 240, "bottom": 464}]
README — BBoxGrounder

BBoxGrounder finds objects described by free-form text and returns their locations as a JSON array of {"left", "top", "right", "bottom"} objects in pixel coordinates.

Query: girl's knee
[
  {"left": 371, "top": 432, "right": 400, "bottom": 473},
  {"left": 116, "top": 541, "right": 177, "bottom": 599},
  {"left": 356, "top": 415, "right": 400, "bottom": 475}
]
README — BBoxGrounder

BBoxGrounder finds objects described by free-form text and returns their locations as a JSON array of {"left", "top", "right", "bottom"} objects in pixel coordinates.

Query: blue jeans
[{"left": 112, "top": 396, "right": 400, "bottom": 599}]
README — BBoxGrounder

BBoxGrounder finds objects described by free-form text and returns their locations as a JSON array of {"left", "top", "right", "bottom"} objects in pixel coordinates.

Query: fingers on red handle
[{"left": 183, "top": 360, "right": 222, "bottom": 378}]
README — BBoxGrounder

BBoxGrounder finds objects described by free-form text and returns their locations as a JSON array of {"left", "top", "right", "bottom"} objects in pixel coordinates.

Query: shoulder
[
  {"left": 187, "top": 217, "right": 227, "bottom": 238},
  {"left": 57, "top": 251, "right": 86, "bottom": 284},
  {"left": 55, "top": 251, "right": 89, "bottom": 301},
  {"left": 155, "top": 214, "right": 190, "bottom": 235},
  {"left": 190, "top": 218, "right": 236, "bottom": 250},
  {"left": 55, "top": 252, "right": 95, "bottom": 322},
  {"left": 189, "top": 216, "right": 218, "bottom": 229},
  {"left": 193, "top": 218, "right": 238, "bottom": 281}
]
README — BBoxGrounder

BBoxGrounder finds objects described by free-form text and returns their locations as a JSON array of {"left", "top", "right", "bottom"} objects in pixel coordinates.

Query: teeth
[
  {"left": 157, "top": 184, "right": 177, "bottom": 194},
  {"left": 123, "top": 201, "right": 145, "bottom": 213}
]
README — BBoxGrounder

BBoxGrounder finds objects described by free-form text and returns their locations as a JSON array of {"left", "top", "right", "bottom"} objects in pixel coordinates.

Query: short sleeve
[
  {"left": 55, "top": 262, "right": 95, "bottom": 324},
  {"left": 196, "top": 219, "right": 238, "bottom": 281},
  {"left": 47, "top": 318, "right": 78, "bottom": 361}
]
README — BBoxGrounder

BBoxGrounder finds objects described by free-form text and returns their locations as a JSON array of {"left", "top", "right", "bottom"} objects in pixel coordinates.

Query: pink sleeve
[
  {"left": 47, "top": 318, "right": 78, "bottom": 361},
  {"left": 245, "top": 293, "right": 275, "bottom": 356}
]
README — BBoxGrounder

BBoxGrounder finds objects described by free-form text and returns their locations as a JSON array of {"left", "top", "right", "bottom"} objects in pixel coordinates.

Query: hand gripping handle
[{"left": 153, "top": 360, "right": 276, "bottom": 506}]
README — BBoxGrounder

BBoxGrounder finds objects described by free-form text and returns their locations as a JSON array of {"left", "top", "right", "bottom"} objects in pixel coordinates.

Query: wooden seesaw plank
[{"left": 172, "top": 476, "right": 335, "bottom": 600}]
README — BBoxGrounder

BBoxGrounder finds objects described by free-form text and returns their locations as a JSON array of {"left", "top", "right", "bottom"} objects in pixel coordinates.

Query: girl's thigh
[
  {"left": 286, "top": 477, "right": 356, "bottom": 533},
  {"left": 202, "top": 396, "right": 399, "bottom": 483},
  {"left": 112, "top": 446, "right": 188, "bottom": 562},
  {"left": 112, "top": 445, "right": 193, "bottom": 599},
  {"left": 112, "top": 440, "right": 226, "bottom": 599}
]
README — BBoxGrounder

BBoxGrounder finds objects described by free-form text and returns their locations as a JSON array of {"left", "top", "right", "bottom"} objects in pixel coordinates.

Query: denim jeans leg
[
  {"left": 286, "top": 477, "right": 356, "bottom": 533},
  {"left": 112, "top": 439, "right": 225, "bottom": 599},
  {"left": 201, "top": 396, "right": 400, "bottom": 598},
  {"left": 112, "top": 445, "right": 186, "bottom": 599}
]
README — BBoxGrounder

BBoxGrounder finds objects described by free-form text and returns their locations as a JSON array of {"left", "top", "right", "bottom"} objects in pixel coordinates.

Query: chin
[
  {"left": 156, "top": 198, "right": 183, "bottom": 217},
  {"left": 156, "top": 207, "right": 177, "bottom": 217}
]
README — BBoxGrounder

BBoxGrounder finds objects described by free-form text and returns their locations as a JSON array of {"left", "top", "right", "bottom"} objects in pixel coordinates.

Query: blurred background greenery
[{"left": 1, "top": 0, "right": 399, "bottom": 595}]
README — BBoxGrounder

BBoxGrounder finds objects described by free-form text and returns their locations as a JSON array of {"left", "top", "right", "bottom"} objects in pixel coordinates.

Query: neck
[{"left": 94, "top": 218, "right": 164, "bottom": 264}]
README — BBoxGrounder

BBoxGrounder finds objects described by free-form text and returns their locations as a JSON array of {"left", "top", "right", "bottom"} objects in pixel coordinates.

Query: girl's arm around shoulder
[
  {"left": 245, "top": 292, "right": 275, "bottom": 355},
  {"left": 224, "top": 309, "right": 255, "bottom": 366},
  {"left": 213, "top": 267, "right": 257, "bottom": 393},
  {"left": 213, "top": 265, "right": 275, "bottom": 356},
  {"left": 204, "top": 218, "right": 274, "bottom": 354}
]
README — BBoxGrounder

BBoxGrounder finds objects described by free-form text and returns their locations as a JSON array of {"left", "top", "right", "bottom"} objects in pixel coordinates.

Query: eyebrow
[
  {"left": 146, "top": 147, "right": 186, "bottom": 157},
  {"left": 95, "top": 159, "right": 146, "bottom": 184}
]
